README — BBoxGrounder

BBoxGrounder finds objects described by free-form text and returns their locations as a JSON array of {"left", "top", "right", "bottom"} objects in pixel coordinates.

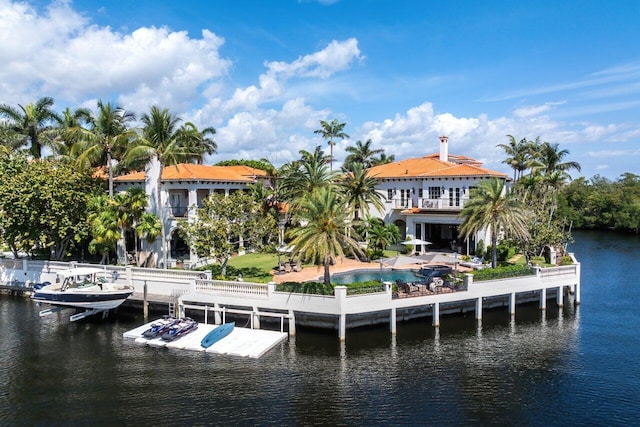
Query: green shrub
[
  {"left": 475, "top": 240, "right": 485, "bottom": 259},
  {"left": 559, "top": 255, "right": 573, "bottom": 266},
  {"left": 472, "top": 264, "right": 533, "bottom": 281},
  {"left": 275, "top": 280, "right": 385, "bottom": 295}
]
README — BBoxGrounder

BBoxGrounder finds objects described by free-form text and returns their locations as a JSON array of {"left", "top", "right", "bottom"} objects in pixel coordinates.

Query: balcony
[
  {"left": 390, "top": 198, "right": 466, "bottom": 210},
  {"left": 170, "top": 205, "right": 189, "bottom": 218}
]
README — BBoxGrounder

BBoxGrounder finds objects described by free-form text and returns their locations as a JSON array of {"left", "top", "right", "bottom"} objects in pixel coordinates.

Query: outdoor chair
[
  {"left": 284, "top": 262, "right": 293, "bottom": 273},
  {"left": 292, "top": 262, "right": 303, "bottom": 272}
]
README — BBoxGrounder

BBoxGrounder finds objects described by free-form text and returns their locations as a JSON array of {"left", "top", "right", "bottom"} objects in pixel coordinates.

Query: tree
[
  {"left": 0, "top": 156, "right": 101, "bottom": 259},
  {"left": 280, "top": 146, "right": 336, "bottom": 202},
  {"left": 459, "top": 178, "right": 530, "bottom": 268},
  {"left": 344, "top": 139, "right": 384, "bottom": 169},
  {"left": 0, "top": 96, "right": 62, "bottom": 159},
  {"left": 124, "top": 106, "right": 217, "bottom": 267},
  {"left": 74, "top": 100, "right": 138, "bottom": 196},
  {"left": 288, "top": 187, "right": 363, "bottom": 285},
  {"left": 177, "top": 191, "right": 276, "bottom": 277},
  {"left": 370, "top": 153, "right": 395, "bottom": 166},
  {"left": 367, "top": 219, "right": 400, "bottom": 255},
  {"left": 314, "top": 119, "right": 349, "bottom": 171},
  {"left": 50, "top": 107, "right": 92, "bottom": 162},
  {"left": 114, "top": 187, "right": 151, "bottom": 263},
  {"left": 497, "top": 135, "right": 529, "bottom": 182},
  {"left": 87, "top": 195, "right": 121, "bottom": 264},
  {"left": 338, "top": 162, "right": 385, "bottom": 221}
]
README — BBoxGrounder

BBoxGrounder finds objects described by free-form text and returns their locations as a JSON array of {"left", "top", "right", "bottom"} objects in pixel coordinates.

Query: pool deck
[{"left": 270, "top": 252, "right": 471, "bottom": 283}]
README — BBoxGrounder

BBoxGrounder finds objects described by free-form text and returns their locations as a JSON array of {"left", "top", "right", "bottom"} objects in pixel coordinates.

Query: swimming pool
[{"left": 331, "top": 269, "right": 422, "bottom": 284}]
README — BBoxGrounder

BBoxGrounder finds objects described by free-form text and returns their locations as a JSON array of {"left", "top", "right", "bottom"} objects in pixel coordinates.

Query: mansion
[{"left": 114, "top": 136, "right": 508, "bottom": 267}]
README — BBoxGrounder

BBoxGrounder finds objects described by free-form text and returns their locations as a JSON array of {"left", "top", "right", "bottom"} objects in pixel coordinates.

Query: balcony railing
[
  {"left": 391, "top": 198, "right": 466, "bottom": 210},
  {"left": 170, "top": 205, "right": 189, "bottom": 217}
]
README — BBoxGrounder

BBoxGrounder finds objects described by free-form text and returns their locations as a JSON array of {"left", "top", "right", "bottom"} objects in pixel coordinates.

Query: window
[
  {"left": 418, "top": 188, "right": 423, "bottom": 198},
  {"left": 428, "top": 186, "right": 441, "bottom": 199},
  {"left": 455, "top": 188, "right": 460, "bottom": 207},
  {"left": 387, "top": 189, "right": 393, "bottom": 201}
]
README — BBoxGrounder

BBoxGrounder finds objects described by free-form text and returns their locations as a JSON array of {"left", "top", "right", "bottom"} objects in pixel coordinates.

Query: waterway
[{"left": 1, "top": 230, "right": 639, "bottom": 425}]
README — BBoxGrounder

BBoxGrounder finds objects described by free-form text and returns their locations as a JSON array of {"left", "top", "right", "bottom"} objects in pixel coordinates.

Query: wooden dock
[{"left": 123, "top": 319, "right": 288, "bottom": 358}]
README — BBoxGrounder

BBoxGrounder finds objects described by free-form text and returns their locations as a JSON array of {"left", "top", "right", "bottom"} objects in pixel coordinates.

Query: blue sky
[{"left": 2, "top": 0, "right": 640, "bottom": 179}]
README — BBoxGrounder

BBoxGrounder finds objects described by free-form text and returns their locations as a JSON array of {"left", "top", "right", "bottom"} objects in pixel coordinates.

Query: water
[
  {"left": 1, "top": 230, "right": 639, "bottom": 425},
  {"left": 331, "top": 268, "right": 422, "bottom": 284}
]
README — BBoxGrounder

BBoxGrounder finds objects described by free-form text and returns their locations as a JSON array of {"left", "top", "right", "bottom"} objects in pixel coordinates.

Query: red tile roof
[
  {"left": 368, "top": 154, "right": 507, "bottom": 179},
  {"left": 114, "top": 163, "right": 267, "bottom": 182}
]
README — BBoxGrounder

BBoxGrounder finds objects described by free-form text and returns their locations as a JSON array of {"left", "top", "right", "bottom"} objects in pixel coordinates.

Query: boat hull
[
  {"left": 201, "top": 322, "right": 235, "bottom": 348},
  {"left": 32, "top": 290, "right": 134, "bottom": 310}
]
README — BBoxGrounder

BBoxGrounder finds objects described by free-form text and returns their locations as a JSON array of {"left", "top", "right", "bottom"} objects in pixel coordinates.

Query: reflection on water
[{"left": 1, "top": 231, "right": 639, "bottom": 425}]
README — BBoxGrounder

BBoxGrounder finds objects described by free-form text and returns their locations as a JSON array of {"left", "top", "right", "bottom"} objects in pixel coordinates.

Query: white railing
[
  {"left": 539, "top": 265, "right": 577, "bottom": 278},
  {"left": 194, "top": 279, "right": 269, "bottom": 298}
]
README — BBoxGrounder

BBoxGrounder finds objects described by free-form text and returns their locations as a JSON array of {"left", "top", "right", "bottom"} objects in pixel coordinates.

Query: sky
[{"left": 2, "top": 0, "right": 640, "bottom": 180}]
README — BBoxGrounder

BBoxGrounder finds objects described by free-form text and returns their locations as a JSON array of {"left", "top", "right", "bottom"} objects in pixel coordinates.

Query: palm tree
[
  {"left": 114, "top": 187, "right": 150, "bottom": 263},
  {"left": 176, "top": 122, "right": 217, "bottom": 164},
  {"left": 338, "top": 162, "right": 385, "bottom": 221},
  {"left": 87, "top": 195, "right": 120, "bottom": 264},
  {"left": 281, "top": 146, "right": 336, "bottom": 202},
  {"left": 344, "top": 139, "right": 384, "bottom": 169},
  {"left": 459, "top": 178, "right": 530, "bottom": 268},
  {"left": 74, "top": 100, "right": 138, "bottom": 196},
  {"left": 370, "top": 152, "right": 395, "bottom": 166},
  {"left": 288, "top": 187, "right": 363, "bottom": 285},
  {"left": 0, "top": 96, "right": 62, "bottom": 159},
  {"left": 124, "top": 106, "right": 215, "bottom": 268},
  {"left": 314, "top": 119, "right": 349, "bottom": 171},
  {"left": 497, "top": 135, "right": 529, "bottom": 182},
  {"left": 367, "top": 220, "right": 400, "bottom": 254},
  {"left": 134, "top": 213, "right": 162, "bottom": 265},
  {"left": 51, "top": 107, "right": 92, "bottom": 162}
]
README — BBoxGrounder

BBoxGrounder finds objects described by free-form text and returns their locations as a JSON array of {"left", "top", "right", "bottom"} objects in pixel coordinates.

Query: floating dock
[{"left": 123, "top": 320, "right": 288, "bottom": 358}]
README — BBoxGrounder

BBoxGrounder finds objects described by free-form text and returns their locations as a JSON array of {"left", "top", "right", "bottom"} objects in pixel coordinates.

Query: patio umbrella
[
  {"left": 379, "top": 255, "right": 421, "bottom": 267},
  {"left": 401, "top": 238, "right": 432, "bottom": 246},
  {"left": 276, "top": 244, "right": 295, "bottom": 265}
]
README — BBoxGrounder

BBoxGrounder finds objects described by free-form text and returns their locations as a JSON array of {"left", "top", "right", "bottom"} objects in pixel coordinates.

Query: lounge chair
[
  {"left": 284, "top": 262, "right": 293, "bottom": 273},
  {"left": 292, "top": 262, "right": 303, "bottom": 272}
]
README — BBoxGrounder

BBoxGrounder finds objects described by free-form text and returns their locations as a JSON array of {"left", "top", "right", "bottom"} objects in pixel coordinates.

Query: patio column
[
  {"left": 390, "top": 307, "right": 397, "bottom": 334},
  {"left": 557, "top": 285, "right": 564, "bottom": 307},
  {"left": 432, "top": 302, "right": 440, "bottom": 327},
  {"left": 540, "top": 288, "right": 547, "bottom": 310}
]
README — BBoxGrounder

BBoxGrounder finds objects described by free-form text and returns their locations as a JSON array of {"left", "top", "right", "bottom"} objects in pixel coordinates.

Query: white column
[
  {"left": 540, "top": 288, "right": 547, "bottom": 310},
  {"left": 253, "top": 306, "right": 260, "bottom": 329},
  {"left": 288, "top": 309, "right": 296, "bottom": 336},
  {"left": 557, "top": 286, "right": 564, "bottom": 307},
  {"left": 432, "top": 302, "right": 440, "bottom": 327},
  {"left": 509, "top": 292, "right": 516, "bottom": 317},
  {"left": 214, "top": 303, "right": 222, "bottom": 325},
  {"left": 390, "top": 308, "right": 397, "bottom": 334},
  {"left": 476, "top": 297, "right": 483, "bottom": 320},
  {"left": 339, "top": 314, "right": 346, "bottom": 341}
]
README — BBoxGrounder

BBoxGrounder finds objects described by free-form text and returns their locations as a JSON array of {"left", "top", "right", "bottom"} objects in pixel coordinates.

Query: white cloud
[
  {"left": 0, "top": 1, "right": 231, "bottom": 111},
  {"left": 224, "top": 38, "right": 363, "bottom": 111}
]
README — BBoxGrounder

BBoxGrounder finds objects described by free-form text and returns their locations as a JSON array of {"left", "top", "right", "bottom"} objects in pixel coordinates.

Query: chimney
[{"left": 439, "top": 135, "right": 449, "bottom": 162}]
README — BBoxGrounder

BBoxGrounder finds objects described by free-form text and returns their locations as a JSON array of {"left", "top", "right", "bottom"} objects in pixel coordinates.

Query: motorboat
[
  {"left": 201, "top": 322, "right": 235, "bottom": 348},
  {"left": 32, "top": 267, "right": 135, "bottom": 311}
]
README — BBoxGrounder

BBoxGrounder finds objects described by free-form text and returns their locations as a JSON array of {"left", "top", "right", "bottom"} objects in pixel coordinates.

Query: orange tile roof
[
  {"left": 368, "top": 154, "right": 507, "bottom": 179},
  {"left": 114, "top": 163, "right": 267, "bottom": 182}
]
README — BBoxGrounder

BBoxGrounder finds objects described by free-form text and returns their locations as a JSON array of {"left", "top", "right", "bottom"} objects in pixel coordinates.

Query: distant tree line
[{"left": 557, "top": 173, "right": 640, "bottom": 234}]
